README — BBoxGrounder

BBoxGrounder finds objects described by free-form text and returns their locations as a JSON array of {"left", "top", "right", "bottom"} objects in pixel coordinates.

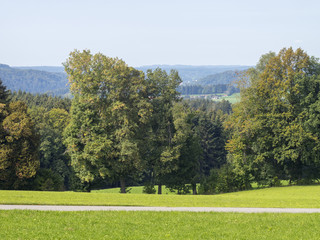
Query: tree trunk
[
  {"left": 84, "top": 182, "right": 91, "bottom": 192},
  {"left": 158, "top": 183, "right": 162, "bottom": 194},
  {"left": 192, "top": 183, "right": 197, "bottom": 195},
  {"left": 120, "top": 177, "right": 126, "bottom": 194}
]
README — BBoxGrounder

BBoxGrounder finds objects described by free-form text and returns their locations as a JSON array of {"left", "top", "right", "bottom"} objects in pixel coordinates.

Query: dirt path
[{"left": 1, "top": 205, "right": 320, "bottom": 213}]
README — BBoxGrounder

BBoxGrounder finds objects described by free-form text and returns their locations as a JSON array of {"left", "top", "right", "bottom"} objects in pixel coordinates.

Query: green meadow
[
  {"left": 216, "top": 92, "right": 240, "bottom": 103},
  {"left": 2, "top": 185, "right": 320, "bottom": 208},
  {"left": 1, "top": 210, "right": 320, "bottom": 240},
  {"left": 2, "top": 185, "right": 320, "bottom": 239}
]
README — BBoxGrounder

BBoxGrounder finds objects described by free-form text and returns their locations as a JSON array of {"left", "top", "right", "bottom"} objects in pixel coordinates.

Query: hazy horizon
[
  {"left": 10, "top": 64, "right": 252, "bottom": 68},
  {"left": 1, "top": 0, "right": 320, "bottom": 67}
]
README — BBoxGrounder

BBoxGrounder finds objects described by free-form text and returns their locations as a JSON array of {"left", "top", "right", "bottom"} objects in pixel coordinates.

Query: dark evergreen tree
[
  {"left": 195, "top": 111, "right": 227, "bottom": 177},
  {"left": 143, "top": 68, "right": 182, "bottom": 194},
  {"left": 0, "top": 78, "right": 10, "bottom": 104},
  {"left": 161, "top": 102, "right": 201, "bottom": 195}
]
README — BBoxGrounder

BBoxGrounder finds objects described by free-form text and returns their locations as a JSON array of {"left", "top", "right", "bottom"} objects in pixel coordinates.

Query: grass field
[
  {"left": 1, "top": 210, "right": 320, "bottom": 239},
  {"left": 2, "top": 185, "right": 320, "bottom": 208},
  {"left": 216, "top": 92, "right": 240, "bottom": 104},
  {"left": 2, "top": 186, "right": 320, "bottom": 239}
]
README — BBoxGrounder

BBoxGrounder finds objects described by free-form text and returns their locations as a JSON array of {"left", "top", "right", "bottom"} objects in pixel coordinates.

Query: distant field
[
  {"left": 1, "top": 210, "right": 320, "bottom": 240},
  {"left": 216, "top": 92, "right": 240, "bottom": 103},
  {"left": 2, "top": 185, "right": 320, "bottom": 208}
]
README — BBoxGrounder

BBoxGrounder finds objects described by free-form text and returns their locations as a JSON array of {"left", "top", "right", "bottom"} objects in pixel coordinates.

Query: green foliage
[
  {"left": 11, "top": 91, "right": 71, "bottom": 112},
  {"left": 10, "top": 48, "right": 320, "bottom": 194},
  {"left": 0, "top": 101, "right": 40, "bottom": 189},
  {"left": 195, "top": 110, "right": 227, "bottom": 175},
  {"left": 199, "top": 163, "right": 251, "bottom": 194},
  {"left": 64, "top": 50, "right": 151, "bottom": 192},
  {"left": 162, "top": 102, "right": 201, "bottom": 194},
  {"left": 142, "top": 182, "right": 156, "bottom": 194},
  {"left": 0, "top": 78, "right": 10, "bottom": 104},
  {"left": 227, "top": 47, "right": 320, "bottom": 186},
  {"left": 10, "top": 90, "right": 76, "bottom": 190},
  {"left": 29, "top": 106, "right": 74, "bottom": 190},
  {"left": 33, "top": 169, "right": 64, "bottom": 191},
  {"left": 141, "top": 68, "right": 182, "bottom": 192},
  {"left": 184, "top": 98, "right": 232, "bottom": 114}
]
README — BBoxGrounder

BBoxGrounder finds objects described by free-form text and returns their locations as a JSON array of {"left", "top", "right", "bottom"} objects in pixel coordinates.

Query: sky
[{"left": 1, "top": 0, "right": 320, "bottom": 67}]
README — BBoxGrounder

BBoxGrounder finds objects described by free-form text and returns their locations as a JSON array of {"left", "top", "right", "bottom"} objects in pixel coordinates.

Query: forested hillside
[
  {"left": 0, "top": 64, "right": 68, "bottom": 95},
  {"left": 196, "top": 70, "right": 239, "bottom": 85},
  {"left": 15, "top": 66, "right": 65, "bottom": 73}
]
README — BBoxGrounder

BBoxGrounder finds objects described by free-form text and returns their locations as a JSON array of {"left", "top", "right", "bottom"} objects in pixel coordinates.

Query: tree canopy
[
  {"left": 64, "top": 50, "right": 152, "bottom": 193},
  {"left": 0, "top": 101, "right": 39, "bottom": 189},
  {"left": 226, "top": 47, "right": 320, "bottom": 186}
]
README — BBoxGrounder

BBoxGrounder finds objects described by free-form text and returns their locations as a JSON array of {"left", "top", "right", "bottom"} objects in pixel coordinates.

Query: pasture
[
  {"left": 1, "top": 210, "right": 320, "bottom": 239},
  {"left": 1, "top": 185, "right": 320, "bottom": 208},
  {"left": 2, "top": 185, "right": 320, "bottom": 239}
]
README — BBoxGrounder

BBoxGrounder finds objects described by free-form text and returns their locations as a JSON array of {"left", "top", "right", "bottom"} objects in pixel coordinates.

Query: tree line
[
  {"left": 1, "top": 47, "right": 320, "bottom": 194},
  {"left": 178, "top": 84, "right": 239, "bottom": 96},
  {"left": 0, "top": 59, "right": 229, "bottom": 193}
]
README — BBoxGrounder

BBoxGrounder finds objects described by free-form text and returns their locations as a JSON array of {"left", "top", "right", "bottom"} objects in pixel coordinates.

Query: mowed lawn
[
  {"left": 1, "top": 210, "right": 320, "bottom": 240},
  {"left": 2, "top": 186, "right": 320, "bottom": 239},
  {"left": 1, "top": 185, "right": 320, "bottom": 208}
]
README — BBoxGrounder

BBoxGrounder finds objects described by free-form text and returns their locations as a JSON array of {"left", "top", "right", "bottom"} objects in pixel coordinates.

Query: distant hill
[
  {"left": 14, "top": 66, "right": 65, "bottom": 73},
  {"left": 137, "top": 65, "right": 250, "bottom": 84},
  {"left": 16, "top": 65, "right": 251, "bottom": 84},
  {"left": 0, "top": 64, "right": 68, "bottom": 95},
  {"left": 196, "top": 70, "right": 242, "bottom": 86},
  {"left": 0, "top": 64, "right": 251, "bottom": 96}
]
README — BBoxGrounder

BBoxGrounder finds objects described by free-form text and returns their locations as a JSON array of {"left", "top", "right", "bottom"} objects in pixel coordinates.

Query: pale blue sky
[{"left": 1, "top": 0, "right": 319, "bottom": 67}]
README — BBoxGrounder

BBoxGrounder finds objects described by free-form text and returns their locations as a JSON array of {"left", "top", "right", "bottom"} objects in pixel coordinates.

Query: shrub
[{"left": 142, "top": 182, "right": 156, "bottom": 194}]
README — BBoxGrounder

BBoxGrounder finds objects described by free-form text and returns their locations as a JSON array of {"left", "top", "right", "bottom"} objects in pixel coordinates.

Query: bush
[
  {"left": 142, "top": 182, "right": 156, "bottom": 194},
  {"left": 33, "top": 169, "right": 64, "bottom": 191},
  {"left": 199, "top": 163, "right": 252, "bottom": 194}
]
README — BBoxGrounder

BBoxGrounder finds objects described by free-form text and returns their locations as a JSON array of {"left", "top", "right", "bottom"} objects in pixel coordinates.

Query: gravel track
[{"left": 1, "top": 205, "right": 320, "bottom": 213}]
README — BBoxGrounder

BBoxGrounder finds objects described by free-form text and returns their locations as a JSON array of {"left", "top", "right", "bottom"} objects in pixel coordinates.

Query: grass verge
[
  {"left": 1, "top": 185, "right": 320, "bottom": 208},
  {"left": 1, "top": 210, "right": 320, "bottom": 239}
]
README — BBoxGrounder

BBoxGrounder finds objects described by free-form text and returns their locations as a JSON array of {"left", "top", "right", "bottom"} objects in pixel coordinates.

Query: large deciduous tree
[
  {"left": 227, "top": 47, "right": 320, "bottom": 186},
  {"left": 64, "top": 50, "right": 151, "bottom": 193},
  {"left": 0, "top": 101, "right": 39, "bottom": 189}
]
